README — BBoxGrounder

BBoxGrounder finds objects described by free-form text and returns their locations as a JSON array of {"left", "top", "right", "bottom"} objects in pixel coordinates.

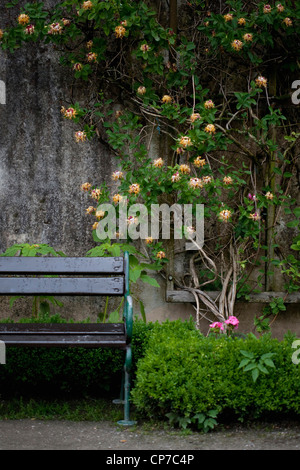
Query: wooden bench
[{"left": 0, "top": 252, "right": 136, "bottom": 426}]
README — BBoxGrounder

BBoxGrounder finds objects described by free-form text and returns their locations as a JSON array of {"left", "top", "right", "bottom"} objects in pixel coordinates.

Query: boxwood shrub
[{"left": 130, "top": 319, "right": 300, "bottom": 428}]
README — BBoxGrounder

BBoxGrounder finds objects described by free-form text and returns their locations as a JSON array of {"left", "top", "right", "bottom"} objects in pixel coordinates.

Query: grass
[
  {"left": 0, "top": 396, "right": 129, "bottom": 422},
  {"left": 0, "top": 395, "right": 195, "bottom": 434},
  {"left": 0, "top": 395, "right": 179, "bottom": 432},
  {"left": 2, "top": 396, "right": 298, "bottom": 440}
]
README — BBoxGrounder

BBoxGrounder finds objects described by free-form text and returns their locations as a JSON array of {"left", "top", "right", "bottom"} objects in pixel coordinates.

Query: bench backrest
[{"left": 0, "top": 254, "right": 129, "bottom": 297}]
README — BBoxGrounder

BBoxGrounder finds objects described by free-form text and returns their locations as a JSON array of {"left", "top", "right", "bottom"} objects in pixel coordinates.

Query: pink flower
[
  {"left": 249, "top": 212, "right": 261, "bottom": 221},
  {"left": 86, "top": 52, "right": 97, "bottom": 63},
  {"left": 171, "top": 171, "right": 180, "bottom": 182},
  {"left": 224, "top": 316, "right": 239, "bottom": 329},
  {"left": 209, "top": 322, "right": 224, "bottom": 331},
  {"left": 73, "top": 63, "right": 83, "bottom": 71},
  {"left": 48, "top": 22, "right": 63, "bottom": 35},
  {"left": 25, "top": 24, "right": 35, "bottom": 35},
  {"left": 140, "top": 44, "right": 150, "bottom": 53},
  {"left": 263, "top": 4, "right": 272, "bottom": 14}
]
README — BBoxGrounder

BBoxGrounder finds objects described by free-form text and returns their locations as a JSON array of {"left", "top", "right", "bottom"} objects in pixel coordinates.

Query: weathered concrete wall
[
  {"left": 0, "top": 1, "right": 115, "bottom": 319},
  {"left": 0, "top": 43, "right": 112, "bottom": 256}
]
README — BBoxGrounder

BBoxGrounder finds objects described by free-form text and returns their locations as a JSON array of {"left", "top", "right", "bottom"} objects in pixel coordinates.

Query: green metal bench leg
[{"left": 117, "top": 345, "right": 136, "bottom": 426}]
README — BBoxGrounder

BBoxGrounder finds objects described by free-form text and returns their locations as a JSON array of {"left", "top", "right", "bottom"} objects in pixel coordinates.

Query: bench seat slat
[
  {"left": 0, "top": 277, "right": 124, "bottom": 295},
  {"left": 0, "top": 257, "right": 124, "bottom": 274},
  {"left": 0, "top": 323, "right": 125, "bottom": 334},
  {"left": 0, "top": 335, "right": 127, "bottom": 348},
  {"left": 0, "top": 323, "right": 127, "bottom": 348}
]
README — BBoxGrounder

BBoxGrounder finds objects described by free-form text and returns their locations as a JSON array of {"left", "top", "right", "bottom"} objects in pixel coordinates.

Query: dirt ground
[{"left": 0, "top": 418, "right": 300, "bottom": 451}]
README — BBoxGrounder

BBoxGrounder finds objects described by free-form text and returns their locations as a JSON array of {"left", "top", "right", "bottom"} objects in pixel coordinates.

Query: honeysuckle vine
[{"left": 1, "top": 0, "right": 299, "bottom": 330}]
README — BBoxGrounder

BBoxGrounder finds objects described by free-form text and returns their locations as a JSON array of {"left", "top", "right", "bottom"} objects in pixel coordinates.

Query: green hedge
[{"left": 131, "top": 320, "right": 300, "bottom": 428}]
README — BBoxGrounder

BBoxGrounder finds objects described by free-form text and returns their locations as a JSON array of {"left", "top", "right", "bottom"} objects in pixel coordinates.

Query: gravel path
[{"left": 0, "top": 419, "right": 300, "bottom": 450}]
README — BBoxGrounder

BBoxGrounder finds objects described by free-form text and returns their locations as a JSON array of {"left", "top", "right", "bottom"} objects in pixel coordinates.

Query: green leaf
[
  {"left": 130, "top": 266, "right": 142, "bottom": 283},
  {"left": 204, "top": 418, "right": 218, "bottom": 432},
  {"left": 6, "top": 0, "right": 21, "bottom": 7},
  {"left": 140, "top": 273, "right": 160, "bottom": 287},
  {"left": 252, "top": 368, "right": 259, "bottom": 382},
  {"left": 108, "top": 310, "right": 120, "bottom": 323},
  {"left": 291, "top": 244, "right": 300, "bottom": 251},
  {"left": 258, "top": 363, "right": 269, "bottom": 374},
  {"left": 261, "top": 352, "right": 275, "bottom": 360},
  {"left": 1, "top": 246, "right": 21, "bottom": 257},
  {"left": 287, "top": 220, "right": 299, "bottom": 228},
  {"left": 193, "top": 413, "right": 205, "bottom": 424},
  {"left": 240, "top": 350, "right": 255, "bottom": 359},
  {"left": 110, "top": 245, "right": 121, "bottom": 257},
  {"left": 177, "top": 416, "right": 192, "bottom": 429},
  {"left": 263, "top": 358, "right": 275, "bottom": 368},
  {"left": 238, "top": 358, "right": 251, "bottom": 368},
  {"left": 186, "top": 42, "right": 195, "bottom": 51},
  {"left": 293, "top": 207, "right": 300, "bottom": 217},
  {"left": 207, "top": 409, "right": 219, "bottom": 418},
  {"left": 139, "top": 300, "right": 147, "bottom": 322},
  {"left": 21, "top": 246, "right": 37, "bottom": 257},
  {"left": 244, "top": 363, "right": 257, "bottom": 371}
]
